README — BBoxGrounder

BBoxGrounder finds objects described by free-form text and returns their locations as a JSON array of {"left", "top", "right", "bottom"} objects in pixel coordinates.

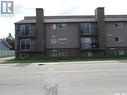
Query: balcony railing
[
  {"left": 17, "top": 29, "right": 37, "bottom": 37},
  {"left": 19, "top": 32, "right": 29, "bottom": 35},
  {"left": 17, "top": 44, "right": 38, "bottom": 51},
  {"left": 80, "top": 28, "right": 97, "bottom": 35},
  {"left": 81, "top": 43, "right": 99, "bottom": 49}
]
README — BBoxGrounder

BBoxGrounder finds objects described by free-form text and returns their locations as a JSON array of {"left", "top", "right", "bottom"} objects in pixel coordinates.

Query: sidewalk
[
  {"left": 0, "top": 57, "right": 127, "bottom": 66},
  {"left": 0, "top": 57, "right": 15, "bottom": 63}
]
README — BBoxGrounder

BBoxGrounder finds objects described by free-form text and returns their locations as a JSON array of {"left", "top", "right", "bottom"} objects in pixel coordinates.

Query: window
[
  {"left": 50, "top": 24, "right": 67, "bottom": 29},
  {"left": 51, "top": 36, "right": 67, "bottom": 44},
  {"left": 21, "top": 40, "right": 25, "bottom": 49},
  {"left": 58, "top": 52, "right": 68, "bottom": 56},
  {"left": 51, "top": 36, "right": 57, "bottom": 44},
  {"left": 87, "top": 51, "right": 92, "bottom": 57},
  {"left": 115, "top": 37, "right": 123, "bottom": 42},
  {"left": 114, "top": 23, "right": 123, "bottom": 28},
  {"left": 50, "top": 50, "right": 68, "bottom": 57},
  {"left": 50, "top": 50, "right": 58, "bottom": 57},
  {"left": 115, "top": 50, "right": 125, "bottom": 55},
  {"left": 19, "top": 25, "right": 29, "bottom": 35},
  {"left": 20, "top": 39, "right": 31, "bottom": 50},
  {"left": 115, "top": 37, "right": 119, "bottom": 42},
  {"left": 80, "top": 23, "right": 91, "bottom": 34},
  {"left": 20, "top": 53, "right": 29, "bottom": 59},
  {"left": 119, "top": 50, "right": 125, "bottom": 55},
  {"left": 58, "top": 38, "right": 67, "bottom": 44}
]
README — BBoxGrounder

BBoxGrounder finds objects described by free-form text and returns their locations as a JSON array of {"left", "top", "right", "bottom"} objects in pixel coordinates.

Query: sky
[{"left": 0, "top": 0, "right": 127, "bottom": 38}]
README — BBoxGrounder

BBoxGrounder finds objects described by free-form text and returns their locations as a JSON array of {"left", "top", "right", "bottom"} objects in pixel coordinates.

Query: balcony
[
  {"left": 17, "top": 43, "right": 38, "bottom": 52},
  {"left": 80, "top": 28, "right": 98, "bottom": 36},
  {"left": 81, "top": 43, "right": 99, "bottom": 50},
  {"left": 17, "top": 29, "right": 37, "bottom": 38}
]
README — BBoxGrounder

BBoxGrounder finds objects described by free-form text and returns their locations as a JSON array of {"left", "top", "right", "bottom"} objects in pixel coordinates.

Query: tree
[{"left": 5, "top": 33, "right": 15, "bottom": 50}]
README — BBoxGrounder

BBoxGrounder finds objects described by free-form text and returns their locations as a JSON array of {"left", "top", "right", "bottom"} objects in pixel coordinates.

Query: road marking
[{"left": 43, "top": 67, "right": 58, "bottom": 95}]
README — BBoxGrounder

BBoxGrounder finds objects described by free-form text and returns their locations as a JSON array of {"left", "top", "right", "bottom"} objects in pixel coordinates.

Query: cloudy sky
[{"left": 0, "top": 0, "right": 127, "bottom": 38}]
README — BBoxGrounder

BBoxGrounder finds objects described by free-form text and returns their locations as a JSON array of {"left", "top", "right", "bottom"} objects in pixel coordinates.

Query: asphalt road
[{"left": 0, "top": 61, "right": 127, "bottom": 95}]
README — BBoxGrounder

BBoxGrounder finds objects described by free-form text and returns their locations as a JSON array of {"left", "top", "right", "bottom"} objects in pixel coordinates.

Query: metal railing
[
  {"left": 17, "top": 29, "right": 37, "bottom": 37},
  {"left": 81, "top": 43, "right": 99, "bottom": 49},
  {"left": 80, "top": 28, "right": 97, "bottom": 35}
]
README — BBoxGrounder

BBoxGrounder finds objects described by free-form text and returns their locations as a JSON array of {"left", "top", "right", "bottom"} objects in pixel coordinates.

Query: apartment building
[{"left": 15, "top": 7, "right": 127, "bottom": 58}]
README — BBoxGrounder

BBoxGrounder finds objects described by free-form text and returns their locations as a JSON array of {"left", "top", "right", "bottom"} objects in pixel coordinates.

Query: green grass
[{"left": 2, "top": 55, "right": 127, "bottom": 64}]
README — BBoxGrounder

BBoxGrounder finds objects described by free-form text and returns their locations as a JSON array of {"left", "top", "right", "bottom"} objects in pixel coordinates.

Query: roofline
[
  {"left": 23, "top": 14, "right": 127, "bottom": 18},
  {"left": 15, "top": 14, "right": 127, "bottom": 24},
  {"left": 1, "top": 39, "right": 12, "bottom": 49}
]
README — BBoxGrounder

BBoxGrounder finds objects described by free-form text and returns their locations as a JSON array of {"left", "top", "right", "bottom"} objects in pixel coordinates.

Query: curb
[{"left": 0, "top": 60, "right": 127, "bottom": 66}]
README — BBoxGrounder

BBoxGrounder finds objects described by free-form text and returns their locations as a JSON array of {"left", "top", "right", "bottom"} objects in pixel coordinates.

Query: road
[{"left": 0, "top": 60, "right": 127, "bottom": 95}]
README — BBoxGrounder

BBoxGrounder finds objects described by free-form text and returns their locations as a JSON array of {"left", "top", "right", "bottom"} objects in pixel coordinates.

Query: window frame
[
  {"left": 19, "top": 24, "right": 30, "bottom": 35},
  {"left": 50, "top": 50, "right": 58, "bottom": 57},
  {"left": 114, "top": 37, "right": 123, "bottom": 42},
  {"left": 58, "top": 38, "right": 67, "bottom": 44},
  {"left": 20, "top": 39, "right": 31, "bottom": 50},
  {"left": 50, "top": 24, "right": 67, "bottom": 29},
  {"left": 51, "top": 36, "right": 57, "bottom": 44},
  {"left": 119, "top": 50, "right": 125, "bottom": 55},
  {"left": 80, "top": 23, "right": 92, "bottom": 34},
  {"left": 58, "top": 52, "right": 68, "bottom": 56},
  {"left": 114, "top": 23, "right": 123, "bottom": 28}
]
